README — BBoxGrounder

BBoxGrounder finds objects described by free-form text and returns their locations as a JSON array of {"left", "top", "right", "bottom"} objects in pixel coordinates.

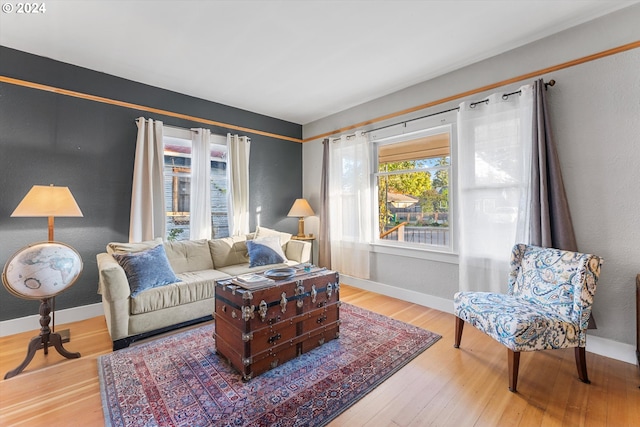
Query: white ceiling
[{"left": 0, "top": 1, "right": 636, "bottom": 125}]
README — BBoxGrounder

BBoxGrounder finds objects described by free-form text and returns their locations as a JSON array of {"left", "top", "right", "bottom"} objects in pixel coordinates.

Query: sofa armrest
[
  {"left": 97, "top": 252, "right": 132, "bottom": 342},
  {"left": 284, "top": 240, "right": 311, "bottom": 263},
  {"left": 97, "top": 252, "right": 131, "bottom": 301}
]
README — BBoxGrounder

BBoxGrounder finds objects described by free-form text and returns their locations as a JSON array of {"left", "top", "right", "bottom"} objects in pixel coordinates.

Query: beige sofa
[{"left": 97, "top": 227, "right": 311, "bottom": 350}]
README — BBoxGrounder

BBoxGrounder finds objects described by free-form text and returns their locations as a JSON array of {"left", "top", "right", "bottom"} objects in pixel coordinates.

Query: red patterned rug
[{"left": 98, "top": 303, "right": 441, "bottom": 426}]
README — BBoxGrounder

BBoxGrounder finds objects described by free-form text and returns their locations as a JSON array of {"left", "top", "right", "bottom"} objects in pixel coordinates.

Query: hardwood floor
[{"left": 1, "top": 285, "right": 638, "bottom": 426}]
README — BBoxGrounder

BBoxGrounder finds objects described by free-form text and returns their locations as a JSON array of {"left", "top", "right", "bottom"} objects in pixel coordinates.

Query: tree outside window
[{"left": 375, "top": 128, "right": 451, "bottom": 249}]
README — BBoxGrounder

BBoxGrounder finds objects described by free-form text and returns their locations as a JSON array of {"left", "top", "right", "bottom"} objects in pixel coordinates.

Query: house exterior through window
[
  {"left": 163, "top": 130, "right": 229, "bottom": 241},
  {"left": 373, "top": 123, "right": 454, "bottom": 252}
]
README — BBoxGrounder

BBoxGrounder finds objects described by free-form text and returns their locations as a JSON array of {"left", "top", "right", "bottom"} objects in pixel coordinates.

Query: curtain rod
[
  {"left": 134, "top": 120, "right": 194, "bottom": 132},
  {"left": 135, "top": 120, "right": 232, "bottom": 137},
  {"left": 361, "top": 79, "right": 555, "bottom": 136},
  {"left": 134, "top": 120, "right": 186, "bottom": 131}
]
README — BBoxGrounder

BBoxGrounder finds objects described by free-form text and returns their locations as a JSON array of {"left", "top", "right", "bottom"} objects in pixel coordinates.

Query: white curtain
[
  {"left": 227, "top": 133, "right": 251, "bottom": 236},
  {"left": 130, "top": 117, "right": 166, "bottom": 242},
  {"left": 189, "top": 128, "right": 212, "bottom": 240},
  {"left": 457, "top": 85, "right": 534, "bottom": 292},
  {"left": 329, "top": 132, "right": 373, "bottom": 278}
]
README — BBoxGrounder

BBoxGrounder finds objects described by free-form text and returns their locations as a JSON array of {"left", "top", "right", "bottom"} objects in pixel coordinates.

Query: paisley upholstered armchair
[{"left": 453, "top": 244, "right": 603, "bottom": 392}]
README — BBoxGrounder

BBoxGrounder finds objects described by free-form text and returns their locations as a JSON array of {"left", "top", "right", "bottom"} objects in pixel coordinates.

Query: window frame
[
  {"left": 369, "top": 112, "right": 458, "bottom": 260},
  {"left": 162, "top": 126, "right": 229, "bottom": 241},
  {"left": 170, "top": 166, "right": 190, "bottom": 216}
]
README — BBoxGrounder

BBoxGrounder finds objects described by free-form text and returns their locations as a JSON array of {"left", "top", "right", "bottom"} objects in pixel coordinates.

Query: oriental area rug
[{"left": 98, "top": 303, "right": 441, "bottom": 427}]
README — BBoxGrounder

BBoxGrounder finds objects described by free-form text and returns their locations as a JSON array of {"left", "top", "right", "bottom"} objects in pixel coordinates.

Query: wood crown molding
[
  {"left": 0, "top": 75, "right": 303, "bottom": 143},
  {"left": 2, "top": 41, "right": 638, "bottom": 145},
  {"left": 303, "top": 40, "right": 640, "bottom": 143}
]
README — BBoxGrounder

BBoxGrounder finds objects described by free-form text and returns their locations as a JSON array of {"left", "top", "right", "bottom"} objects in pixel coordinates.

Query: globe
[{"left": 2, "top": 241, "right": 83, "bottom": 300}]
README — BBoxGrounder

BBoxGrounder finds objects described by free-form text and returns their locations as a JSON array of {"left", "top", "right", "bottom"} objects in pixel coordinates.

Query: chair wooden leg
[
  {"left": 507, "top": 349, "right": 520, "bottom": 392},
  {"left": 575, "top": 346, "right": 591, "bottom": 384},
  {"left": 454, "top": 316, "right": 464, "bottom": 348}
]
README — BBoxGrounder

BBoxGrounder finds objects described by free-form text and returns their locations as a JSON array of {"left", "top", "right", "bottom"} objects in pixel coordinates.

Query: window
[
  {"left": 169, "top": 166, "right": 190, "bottom": 215},
  {"left": 163, "top": 129, "right": 229, "bottom": 241},
  {"left": 373, "top": 122, "right": 455, "bottom": 252}
]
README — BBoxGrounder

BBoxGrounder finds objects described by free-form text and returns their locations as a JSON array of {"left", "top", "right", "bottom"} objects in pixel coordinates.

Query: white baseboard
[
  {"left": 585, "top": 335, "right": 638, "bottom": 365},
  {"left": 2, "top": 282, "right": 637, "bottom": 367},
  {"left": 0, "top": 303, "right": 104, "bottom": 337},
  {"left": 342, "top": 275, "right": 638, "bottom": 366},
  {"left": 342, "top": 274, "right": 455, "bottom": 315}
]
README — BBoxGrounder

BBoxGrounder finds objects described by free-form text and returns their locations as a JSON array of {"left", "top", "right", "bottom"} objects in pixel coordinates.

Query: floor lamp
[{"left": 2, "top": 185, "right": 84, "bottom": 379}]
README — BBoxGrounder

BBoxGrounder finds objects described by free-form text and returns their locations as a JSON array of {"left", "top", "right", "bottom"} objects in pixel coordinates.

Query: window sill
[{"left": 371, "top": 242, "right": 459, "bottom": 264}]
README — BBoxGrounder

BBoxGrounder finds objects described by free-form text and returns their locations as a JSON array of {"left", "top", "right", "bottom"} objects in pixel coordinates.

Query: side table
[{"left": 292, "top": 235, "right": 316, "bottom": 264}]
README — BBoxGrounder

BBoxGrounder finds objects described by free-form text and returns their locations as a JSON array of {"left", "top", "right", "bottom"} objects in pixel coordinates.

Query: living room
[{"left": 1, "top": 1, "right": 639, "bottom": 426}]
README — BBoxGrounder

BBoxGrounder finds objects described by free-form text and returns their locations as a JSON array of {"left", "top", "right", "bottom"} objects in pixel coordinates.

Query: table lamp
[{"left": 287, "top": 198, "right": 314, "bottom": 237}]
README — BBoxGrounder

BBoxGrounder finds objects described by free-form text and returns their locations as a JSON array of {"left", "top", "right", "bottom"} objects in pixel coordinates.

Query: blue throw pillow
[
  {"left": 247, "top": 237, "right": 286, "bottom": 267},
  {"left": 113, "top": 244, "right": 181, "bottom": 297}
]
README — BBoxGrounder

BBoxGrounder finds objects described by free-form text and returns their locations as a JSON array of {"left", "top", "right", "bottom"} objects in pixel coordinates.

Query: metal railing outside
[{"left": 380, "top": 225, "right": 449, "bottom": 246}]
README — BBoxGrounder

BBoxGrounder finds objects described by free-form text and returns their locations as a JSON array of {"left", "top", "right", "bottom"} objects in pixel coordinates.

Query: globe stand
[
  {"left": 4, "top": 298, "right": 81, "bottom": 380},
  {"left": 3, "top": 241, "right": 84, "bottom": 379}
]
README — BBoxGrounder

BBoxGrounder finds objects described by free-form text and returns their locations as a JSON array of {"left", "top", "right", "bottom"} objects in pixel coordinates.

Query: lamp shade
[
  {"left": 287, "top": 198, "right": 314, "bottom": 217},
  {"left": 12, "top": 185, "right": 83, "bottom": 217}
]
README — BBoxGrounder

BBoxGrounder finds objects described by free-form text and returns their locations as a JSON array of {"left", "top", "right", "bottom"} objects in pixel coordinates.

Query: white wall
[{"left": 302, "top": 5, "right": 640, "bottom": 353}]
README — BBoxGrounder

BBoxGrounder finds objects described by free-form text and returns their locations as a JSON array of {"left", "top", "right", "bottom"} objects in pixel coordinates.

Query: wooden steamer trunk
[{"left": 214, "top": 269, "right": 340, "bottom": 381}]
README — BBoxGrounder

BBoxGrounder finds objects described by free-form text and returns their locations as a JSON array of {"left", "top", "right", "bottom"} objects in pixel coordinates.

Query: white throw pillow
[{"left": 254, "top": 226, "right": 292, "bottom": 246}]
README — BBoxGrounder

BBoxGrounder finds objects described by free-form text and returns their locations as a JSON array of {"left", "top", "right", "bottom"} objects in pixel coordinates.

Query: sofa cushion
[
  {"left": 130, "top": 269, "right": 228, "bottom": 315},
  {"left": 247, "top": 236, "right": 287, "bottom": 267},
  {"left": 113, "top": 245, "right": 181, "bottom": 297},
  {"left": 254, "top": 226, "right": 292, "bottom": 247},
  {"left": 106, "top": 238, "right": 162, "bottom": 255},
  {"left": 163, "top": 239, "right": 214, "bottom": 274},
  {"left": 209, "top": 235, "right": 250, "bottom": 268}
]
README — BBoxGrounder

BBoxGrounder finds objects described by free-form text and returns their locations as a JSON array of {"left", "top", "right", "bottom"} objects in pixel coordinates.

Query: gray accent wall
[
  {"left": 302, "top": 5, "right": 640, "bottom": 348},
  {"left": 0, "top": 46, "right": 303, "bottom": 321}
]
